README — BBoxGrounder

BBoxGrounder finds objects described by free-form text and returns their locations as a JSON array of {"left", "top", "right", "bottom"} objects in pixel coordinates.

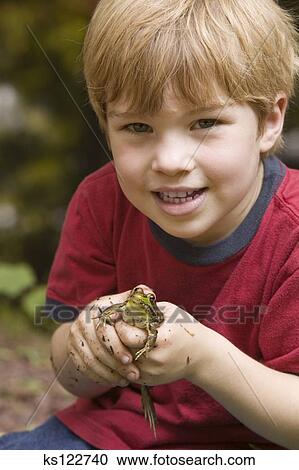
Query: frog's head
[
  {"left": 130, "top": 287, "right": 156, "bottom": 307},
  {"left": 125, "top": 286, "right": 163, "bottom": 326}
]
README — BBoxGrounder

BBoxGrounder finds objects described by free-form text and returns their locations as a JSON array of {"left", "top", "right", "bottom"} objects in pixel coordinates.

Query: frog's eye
[{"left": 148, "top": 293, "right": 156, "bottom": 301}]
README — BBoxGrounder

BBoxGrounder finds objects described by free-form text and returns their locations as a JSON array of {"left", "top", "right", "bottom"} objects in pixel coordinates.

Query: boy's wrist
[{"left": 186, "top": 324, "right": 230, "bottom": 387}]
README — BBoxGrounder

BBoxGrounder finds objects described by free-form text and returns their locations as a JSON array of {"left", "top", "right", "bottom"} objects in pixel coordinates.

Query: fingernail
[
  {"left": 121, "top": 355, "right": 131, "bottom": 364},
  {"left": 119, "top": 379, "right": 129, "bottom": 387},
  {"left": 127, "top": 372, "right": 137, "bottom": 381}
]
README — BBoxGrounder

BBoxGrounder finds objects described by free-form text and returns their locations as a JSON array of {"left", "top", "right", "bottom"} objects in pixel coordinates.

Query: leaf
[
  {"left": 21, "top": 285, "right": 46, "bottom": 321},
  {"left": 0, "top": 262, "right": 36, "bottom": 298}
]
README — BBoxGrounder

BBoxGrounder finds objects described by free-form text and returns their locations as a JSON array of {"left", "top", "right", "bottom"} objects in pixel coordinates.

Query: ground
[{"left": 0, "top": 309, "right": 74, "bottom": 434}]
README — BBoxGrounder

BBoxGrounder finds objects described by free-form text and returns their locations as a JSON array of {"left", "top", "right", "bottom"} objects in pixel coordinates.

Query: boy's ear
[{"left": 259, "top": 93, "right": 288, "bottom": 154}]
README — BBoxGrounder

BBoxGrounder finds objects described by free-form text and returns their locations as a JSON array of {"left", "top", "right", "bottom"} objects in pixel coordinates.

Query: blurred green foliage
[
  {"left": 0, "top": 261, "right": 51, "bottom": 331},
  {"left": 0, "top": 0, "right": 109, "bottom": 286},
  {"left": 0, "top": 262, "right": 36, "bottom": 298},
  {"left": 0, "top": 0, "right": 298, "bottom": 304}
]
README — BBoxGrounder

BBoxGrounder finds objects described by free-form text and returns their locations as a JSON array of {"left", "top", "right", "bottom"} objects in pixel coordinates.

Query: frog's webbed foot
[
  {"left": 95, "top": 313, "right": 113, "bottom": 330},
  {"left": 135, "top": 329, "right": 157, "bottom": 361},
  {"left": 134, "top": 345, "right": 148, "bottom": 361},
  {"left": 141, "top": 384, "right": 157, "bottom": 439},
  {"left": 92, "top": 304, "right": 123, "bottom": 330}
]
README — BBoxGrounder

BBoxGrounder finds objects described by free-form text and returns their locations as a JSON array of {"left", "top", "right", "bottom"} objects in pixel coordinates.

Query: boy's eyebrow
[{"left": 107, "top": 103, "right": 230, "bottom": 119}]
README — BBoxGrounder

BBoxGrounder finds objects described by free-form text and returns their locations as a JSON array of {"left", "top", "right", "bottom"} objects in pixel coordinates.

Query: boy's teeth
[
  {"left": 161, "top": 191, "right": 194, "bottom": 198},
  {"left": 157, "top": 189, "right": 205, "bottom": 204}
]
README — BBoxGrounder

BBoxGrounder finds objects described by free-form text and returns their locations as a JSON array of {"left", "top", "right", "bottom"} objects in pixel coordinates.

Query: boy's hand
[
  {"left": 115, "top": 300, "right": 203, "bottom": 386},
  {"left": 67, "top": 291, "right": 141, "bottom": 388}
]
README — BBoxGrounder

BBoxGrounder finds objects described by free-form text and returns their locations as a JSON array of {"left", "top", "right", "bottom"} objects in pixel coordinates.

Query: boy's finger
[
  {"left": 93, "top": 322, "right": 141, "bottom": 376},
  {"left": 68, "top": 345, "right": 110, "bottom": 384},
  {"left": 70, "top": 336, "right": 131, "bottom": 386},
  {"left": 75, "top": 308, "right": 140, "bottom": 378},
  {"left": 114, "top": 320, "right": 147, "bottom": 348},
  {"left": 134, "top": 284, "right": 154, "bottom": 294}
]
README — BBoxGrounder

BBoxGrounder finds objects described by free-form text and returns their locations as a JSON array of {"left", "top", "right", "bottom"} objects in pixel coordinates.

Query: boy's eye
[
  {"left": 193, "top": 119, "right": 218, "bottom": 129},
  {"left": 125, "top": 123, "right": 152, "bottom": 134}
]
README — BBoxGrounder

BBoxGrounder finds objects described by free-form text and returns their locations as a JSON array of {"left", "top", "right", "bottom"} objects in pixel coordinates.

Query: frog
[{"left": 93, "top": 286, "right": 164, "bottom": 438}]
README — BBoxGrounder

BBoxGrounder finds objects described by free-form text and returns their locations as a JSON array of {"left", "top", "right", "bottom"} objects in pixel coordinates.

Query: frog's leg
[
  {"left": 135, "top": 327, "right": 157, "bottom": 360},
  {"left": 92, "top": 303, "right": 123, "bottom": 330},
  {"left": 141, "top": 384, "right": 157, "bottom": 439}
]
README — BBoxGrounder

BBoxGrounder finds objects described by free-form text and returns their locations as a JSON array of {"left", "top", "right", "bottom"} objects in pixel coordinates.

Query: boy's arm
[
  {"left": 189, "top": 327, "right": 299, "bottom": 449},
  {"left": 50, "top": 322, "right": 113, "bottom": 399}
]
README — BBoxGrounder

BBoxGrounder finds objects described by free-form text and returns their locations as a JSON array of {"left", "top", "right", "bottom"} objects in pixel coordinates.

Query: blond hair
[{"left": 83, "top": 0, "right": 299, "bottom": 156}]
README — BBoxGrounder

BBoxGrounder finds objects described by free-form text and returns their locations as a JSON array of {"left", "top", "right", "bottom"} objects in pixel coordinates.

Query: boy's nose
[{"left": 151, "top": 140, "right": 196, "bottom": 175}]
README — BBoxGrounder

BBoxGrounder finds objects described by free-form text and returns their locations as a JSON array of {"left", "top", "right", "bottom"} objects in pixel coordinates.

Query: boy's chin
[{"left": 153, "top": 219, "right": 209, "bottom": 245}]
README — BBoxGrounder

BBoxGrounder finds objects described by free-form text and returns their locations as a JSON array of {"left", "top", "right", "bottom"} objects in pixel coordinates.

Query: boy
[{"left": 1, "top": 0, "right": 299, "bottom": 450}]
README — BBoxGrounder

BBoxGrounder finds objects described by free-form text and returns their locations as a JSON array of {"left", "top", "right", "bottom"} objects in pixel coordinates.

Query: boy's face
[{"left": 105, "top": 90, "right": 279, "bottom": 246}]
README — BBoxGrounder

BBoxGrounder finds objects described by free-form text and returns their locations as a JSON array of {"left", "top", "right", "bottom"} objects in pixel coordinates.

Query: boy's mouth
[
  {"left": 156, "top": 189, "right": 206, "bottom": 204},
  {"left": 152, "top": 187, "right": 208, "bottom": 216}
]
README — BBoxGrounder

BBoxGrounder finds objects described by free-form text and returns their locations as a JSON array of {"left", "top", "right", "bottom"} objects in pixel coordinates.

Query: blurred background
[{"left": 0, "top": 0, "right": 298, "bottom": 433}]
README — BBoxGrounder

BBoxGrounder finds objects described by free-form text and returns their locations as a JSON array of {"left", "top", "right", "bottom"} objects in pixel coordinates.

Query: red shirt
[{"left": 46, "top": 156, "right": 299, "bottom": 449}]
